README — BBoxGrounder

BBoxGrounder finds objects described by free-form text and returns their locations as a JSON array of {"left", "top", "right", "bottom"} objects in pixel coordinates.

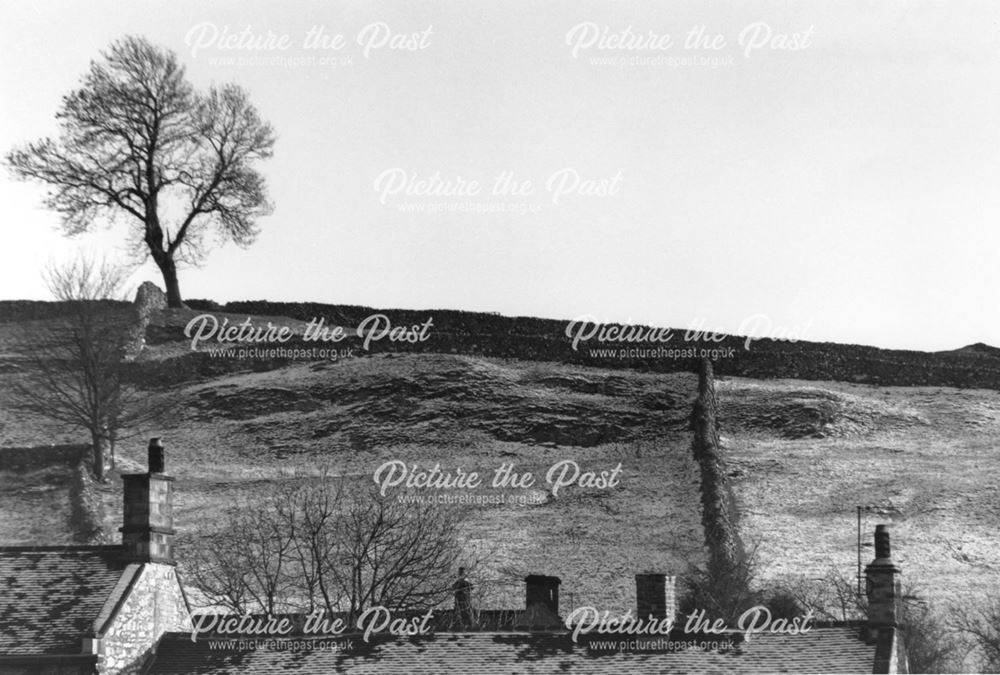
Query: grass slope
[
  {"left": 2, "top": 303, "right": 998, "bottom": 617},
  {"left": 0, "top": 308, "right": 706, "bottom": 612},
  {"left": 719, "top": 377, "right": 1000, "bottom": 611}
]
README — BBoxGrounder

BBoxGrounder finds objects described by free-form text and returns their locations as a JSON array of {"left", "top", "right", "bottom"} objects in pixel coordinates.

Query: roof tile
[{"left": 0, "top": 546, "right": 127, "bottom": 655}]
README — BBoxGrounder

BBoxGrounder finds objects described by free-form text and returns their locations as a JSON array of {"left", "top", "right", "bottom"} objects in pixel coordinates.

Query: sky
[{"left": 1, "top": 0, "right": 998, "bottom": 351}]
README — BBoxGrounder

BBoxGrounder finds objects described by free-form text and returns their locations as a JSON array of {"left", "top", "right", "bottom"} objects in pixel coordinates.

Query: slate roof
[
  {"left": 146, "top": 625, "right": 875, "bottom": 674},
  {"left": 0, "top": 545, "right": 130, "bottom": 655}
]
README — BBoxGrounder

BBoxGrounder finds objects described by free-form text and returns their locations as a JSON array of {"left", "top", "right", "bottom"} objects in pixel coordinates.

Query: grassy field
[
  {"left": 0, "top": 449, "right": 80, "bottom": 545},
  {"left": 116, "top": 354, "right": 706, "bottom": 612},
  {"left": 2, "top": 305, "right": 998, "bottom": 620},
  {"left": 0, "top": 309, "right": 706, "bottom": 612},
  {"left": 718, "top": 376, "right": 1000, "bottom": 612}
]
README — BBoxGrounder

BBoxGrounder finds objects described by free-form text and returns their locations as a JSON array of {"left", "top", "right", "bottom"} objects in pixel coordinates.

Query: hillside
[
  {"left": 0, "top": 305, "right": 705, "bottom": 611},
  {"left": 4, "top": 298, "right": 1000, "bottom": 388},
  {"left": 140, "top": 352, "right": 704, "bottom": 610},
  {"left": 0, "top": 300, "right": 998, "bottom": 618},
  {"left": 0, "top": 446, "right": 98, "bottom": 546},
  {"left": 175, "top": 300, "right": 1000, "bottom": 389},
  {"left": 719, "top": 377, "right": 1000, "bottom": 612}
]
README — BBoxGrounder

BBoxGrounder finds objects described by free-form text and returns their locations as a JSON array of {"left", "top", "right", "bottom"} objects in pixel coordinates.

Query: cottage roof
[
  {"left": 146, "top": 624, "right": 875, "bottom": 674},
  {"left": 0, "top": 545, "right": 132, "bottom": 655}
]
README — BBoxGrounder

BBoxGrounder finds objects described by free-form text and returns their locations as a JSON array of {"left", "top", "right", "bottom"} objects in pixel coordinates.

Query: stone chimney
[
  {"left": 120, "top": 438, "right": 175, "bottom": 564},
  {"left": 525, "top": 575, "right": 561, "bottom": 616},
  {"left": 636, "top": 573, "right": 677, "bottom": 620},
  {"left": 865, "top": 524, "right": 901, "bottom": 640},
  {"left": 865, "top": 524, "right": 909, "bottom": 672}
]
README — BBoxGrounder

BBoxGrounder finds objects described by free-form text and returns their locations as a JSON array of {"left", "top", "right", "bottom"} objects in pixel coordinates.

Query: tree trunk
[
  {"left": 154, "top": 254, "right": 184, "bottom": 308},
  {"left": 90, "top": 429, "right": 106, "bottom": 482}
]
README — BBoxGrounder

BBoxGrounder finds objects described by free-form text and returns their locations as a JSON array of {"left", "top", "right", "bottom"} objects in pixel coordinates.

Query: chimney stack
[
  {"left": 525, "top": 575, "right": 561, "bottom": 616},
  {"left": 120, "top": 438, "right": 176, "bottom": 564},
  {"left": 636, "top": 573, "right": 677, "bottom": 621},
  {"left": 865, "top": 524, "right": 901, "bottom": 642},
  {"left": 454, "top": 567, "right": 473, "bottom": 625}
]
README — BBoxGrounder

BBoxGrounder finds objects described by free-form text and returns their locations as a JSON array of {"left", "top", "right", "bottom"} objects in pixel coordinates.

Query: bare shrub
[
  {"left": 181, "top": 475, "right": 478, "bottom": 620},
  {"left": 899, "top": 590, "right": 962, "bottom": 674},
  {"left": 952, "top": 593, "right": 1000, "bottom": 673},
  {"left": 679, "top": 542, "right": 765, "bottom": 626},
  {"left": 768, "top": 568, "right": 961, "bottom": 673}
]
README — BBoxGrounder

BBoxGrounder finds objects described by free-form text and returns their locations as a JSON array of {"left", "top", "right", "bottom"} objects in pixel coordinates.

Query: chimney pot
[
  {"left": 148, "top": 438, "right": 165, "bottom": 474},
  {"left": 874, "top": 524, "right": 891, "bottom": 560}
]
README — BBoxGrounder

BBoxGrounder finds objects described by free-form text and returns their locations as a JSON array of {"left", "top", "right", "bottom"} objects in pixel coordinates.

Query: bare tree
[
  {"left": 186, "top": 492, "right": 299, "bottom": 615},
  {"left": 182, "top": 476, "right": 474, "bottom": 620},
  {"left": 771, "top": 566, "right": 867, "bottom": 623},
  {"left": 13, "top": 254, "right": 165, "bottom": 480},
  {"left": 334, "top": 485, "right": 469, "bottom": 620},
  {"left": 952, "top": 593, "right": 1000, "bottom": 673},
  {"left": 774, "top": 568, "right": 962, "bottom": 674},
  {"left": 899, "top": 591, "right": 961, "bottom": 674},
  {"left": 6, "top": 35, "right": 275, "bottom": 307},
  {"left": 43, "top": 255, "right": 132, "bottom": 304}
]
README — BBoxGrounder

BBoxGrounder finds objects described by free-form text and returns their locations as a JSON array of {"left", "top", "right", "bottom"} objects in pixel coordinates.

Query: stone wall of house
[{"left": 98, "top": 563, "right": 191, "bottom": 675}]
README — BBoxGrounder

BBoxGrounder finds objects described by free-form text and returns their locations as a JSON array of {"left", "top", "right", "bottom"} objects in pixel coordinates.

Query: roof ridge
[{"left": 92, "top": 563, "right": 144, "bottom": 637}]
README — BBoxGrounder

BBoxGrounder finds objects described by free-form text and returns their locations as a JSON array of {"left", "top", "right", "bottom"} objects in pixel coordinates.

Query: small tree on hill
[
  {"left": 13, "top": 255, "right": 164, "bottom": 480},
  {"left": 6, "top": 35, "right": 275, "bottom": 307}
]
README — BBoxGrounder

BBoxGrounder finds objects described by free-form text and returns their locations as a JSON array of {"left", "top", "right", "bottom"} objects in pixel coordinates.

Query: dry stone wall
[
  {"left": 691, "top": 358, "right": 742, "bottom": 576},
  {"left": 122, "top": 282, "right": 167, "bottom": 361}
]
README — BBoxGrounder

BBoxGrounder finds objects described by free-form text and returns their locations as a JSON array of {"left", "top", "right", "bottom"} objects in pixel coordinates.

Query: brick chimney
[
  {"left": 636, "top": 573, "right": 677, "bottom": 620},
  {"left": 120, "top": 438, "right": 175, "bottom": 564}
]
